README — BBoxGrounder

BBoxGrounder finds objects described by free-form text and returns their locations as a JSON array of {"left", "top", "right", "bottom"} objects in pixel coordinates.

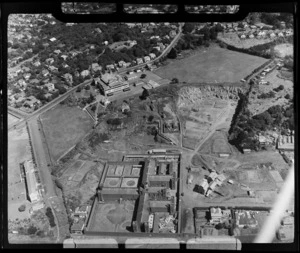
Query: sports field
[
  {"left": 41, "top": 105, "right": 94, "bottom": 161},
  {"left": 155, "top": 45, "right": 269, "bottom": 83}
]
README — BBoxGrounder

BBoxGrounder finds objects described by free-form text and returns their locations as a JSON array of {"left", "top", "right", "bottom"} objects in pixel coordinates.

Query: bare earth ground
[
  {"left": 217, "top": 32, "right": 274, "bottom": 49},
  {"left": 155, "top": 45, "right": 268, "bottom": 83},
  {"left": 274, "top": 43, "right": 293, "bottom": 58},
  {"left": 41, "top": 104, "right": 94, "bottom": 162}
]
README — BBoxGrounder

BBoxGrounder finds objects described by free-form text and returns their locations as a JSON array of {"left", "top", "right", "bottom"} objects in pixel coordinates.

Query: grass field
[
  {"left": 41, "top": 105, "right": 94, "bottom": 161},
  {"left": 154, "top": 45, "right": 269, "bottom": 83},
  {"left": 8, "top": 113, "right": 20, "bottom": 126}
]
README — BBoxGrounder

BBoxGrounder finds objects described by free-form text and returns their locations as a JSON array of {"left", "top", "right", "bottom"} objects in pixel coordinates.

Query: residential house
[
  {"left": 54, "top": 49, "right": 61, "bottom": 55},
  {"left": 32, "top": 60, "right": 41, "bottom": 67},
  {"left": 164, "top": 35, "right": 170, "bottom": 40},
  {"left": 240, "top": 34, "right": 246, "bottom": 39},
  {"left": 91, "top": 63, "right": 102, "bottom": 72},
  {"left": 118, "top": 60, "right": 126, "bottom": 68},
  {"left": 46, "top": 58, "right": 54, "bottom": 65},
  {"left": 128, "top": 40, "right": 137, "bottom": 47},
  {"left": 153, "top": 46, "right": 161, "bottom": 52},
  {"left": 270, "top": 33, "right": 276, "bottom": 38},
  {"left": 278, "top": 32, "right": 284, "bottom": 37},
  {"left": 70, "top": 51, "right": 79, "bottom": 57},
  {"left": 44, "top": 83, "right": 55, "bottom": 92},
  {"left": 149, "top": 53, "right": 156, "bottom": 59},
  {"left": 81, "top": 70, "right": 90, "bottom": 78},
  {"left": 103, "top": 41, "right": 109, "bottom": 46},
  {"left": 43, "top": 42, "right": 49, "bottom": 47},
  {"left": 144, "top": 56, "right": 151, "bottom": 63},
  {"left": 64, "top": 73, "right": 73, "bottom": 84},
  {"left": 23, "top": 73, "right": 31, "bottom": 81},
  {"left": 136, "top": 58, "right": 143, "bottom": 65},
  {"left": 18, "top": 79, "right": 27, "bottom": 88},
  {"left": 49, "top": 65, "right": 58, "bottom": 72},
  {"left": 49, "top": 37, "right": 56, "bottom": 42},
  {"left": 30, "top": 79, "right": 39, "bottom": 85},
  {"left": 106, "top": 64, "right": 115, "bottom": 71},
  {"left": 62, "top": 63, "right": 69, "bottom": 68},
  {"left": 249, "top": 34, "right": 255, "bottom": 39},
  {"left": 23, "top": 96, "right": 41, "bottom": 109},
  {"left": 61, "top": 55, "right": 68, "bottom": 60}
]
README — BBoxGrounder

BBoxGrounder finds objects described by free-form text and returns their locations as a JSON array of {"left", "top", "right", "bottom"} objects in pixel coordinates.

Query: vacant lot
[
  {"left": 155, "top": 45, "right": 268, "bottom": 83},
  {"left": 41, "top": 105, "right": 94, "bottom": 161}
]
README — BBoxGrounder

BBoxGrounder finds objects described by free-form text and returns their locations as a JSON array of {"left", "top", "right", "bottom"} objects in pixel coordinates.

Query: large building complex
[
  {"left": 97, "top": 73, "right": 130, "bottom": 96},
  {"left": 81, "top": 151, "right": 181, "bottom": 235},
  {"left": 22, "top": 160, "right": 41, "bottom": 202}
]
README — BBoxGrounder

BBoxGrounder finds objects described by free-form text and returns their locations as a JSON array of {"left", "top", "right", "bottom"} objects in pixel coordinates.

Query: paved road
[
  {"left": 9, "top": 24, "right": 184, "bottom": 132},
  {"left": 118, "top": 23, "right": 183, "bottom": 75},
  {"left": 27, "top": 119, "right": 61, "bottom": 241},
  {"left": 8, "top": 79, "right": 92, "bottom": 131}
]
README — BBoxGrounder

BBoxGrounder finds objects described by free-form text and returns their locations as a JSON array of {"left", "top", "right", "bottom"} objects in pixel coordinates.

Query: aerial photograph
[{"left": 6, "top": 3, "right": 295, "bottom": 249}]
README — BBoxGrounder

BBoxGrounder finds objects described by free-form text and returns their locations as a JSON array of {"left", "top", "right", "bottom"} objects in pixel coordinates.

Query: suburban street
[{"left": 8, "top": 23, "right": 184, "bottom": 132}]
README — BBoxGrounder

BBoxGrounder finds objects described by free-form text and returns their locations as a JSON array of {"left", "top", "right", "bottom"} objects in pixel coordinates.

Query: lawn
[
  {"left": 154, "top": 45, "right": 269, "bottom": 83},
  {"left": 41, "top": 104, "right": 94, "bottom": 161}
]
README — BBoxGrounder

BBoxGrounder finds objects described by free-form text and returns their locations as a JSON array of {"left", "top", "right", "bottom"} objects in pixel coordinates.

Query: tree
[
  {"left": 12, "top": 87, "right": 21, "bottom": 94},
  {"left": 167, "top": 48, "right": 177, "bottom": 59},
  {"left": 148, "top": 115, "right": 154, "bottom": 122},
  {"left": 183, "top": 23, "right": 195, "bottom": 33},
  {"left": 215, "top": 223, "right": 225, "bottom": 230},
  {"left": 171, "top": 78, "right": 179, "bottom": 84},
  {"left": 18, "top": 205, "right": 26, "bottom": 212},
  {"left": 140, "top": 89, "right": 150, "bottom": 100},
  {"left": 76, "top": 86, "right": 82, "bottom": 92},
  {"left": 140, "top": 73, "right": 147, "bottom": 79},
  {"left": 85, "top": 85, "right": 90, "bottom": 90},
  {"left": 27, "top": 225, "right": 38, "bottom": 235}
]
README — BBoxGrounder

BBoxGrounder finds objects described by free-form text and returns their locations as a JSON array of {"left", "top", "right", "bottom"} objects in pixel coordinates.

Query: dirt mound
[{"left": 177, "top": 85, "right": 243, "bottom": 108}]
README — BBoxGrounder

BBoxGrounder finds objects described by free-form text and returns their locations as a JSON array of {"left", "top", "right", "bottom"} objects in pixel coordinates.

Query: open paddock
[
  {"left": 154, "top": 45, "right": 269, "bottom": 83},
  {"left": 41, "top": 105, "right": 93, "bottom": 162},
  {"left": 8, "top": 113, "right": 20, "bottom": 126}
]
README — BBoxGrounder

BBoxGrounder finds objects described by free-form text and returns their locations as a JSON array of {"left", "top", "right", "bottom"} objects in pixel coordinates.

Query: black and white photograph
[{"left": 2, "top": 1, "right": 297, "bottom": 250}]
